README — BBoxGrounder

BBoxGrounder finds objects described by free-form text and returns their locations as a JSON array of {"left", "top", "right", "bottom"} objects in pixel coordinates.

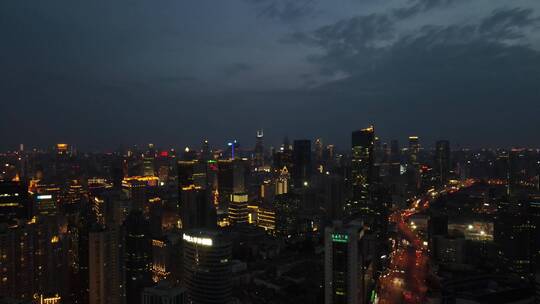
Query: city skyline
[{"left": 2, "top": 2, "right": 540, "bottom": 303}]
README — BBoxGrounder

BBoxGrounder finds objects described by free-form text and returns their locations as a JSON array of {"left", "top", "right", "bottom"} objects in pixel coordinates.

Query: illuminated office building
[
  {"left": 228, "top": 193, "right": 248, "bottom": 226},
  {"left": 0, "top": 180, "right": 29, "bottom": 223},
  {"left": 257, "top": 205, "right": 276, "bottom": 233},
  {"left": 34, "top": 193, "right": 58, "bottom": 217},
  {"left": 351, "top": 126, "right": 374, "bottom": 203},
  {"left": 122, "top": 179, "right": 146, "bottom": 211},
  {"left": 182, "top": 230, "right": 232, "bottom": 304},
  {"left": 143, "top": 156, "right": 155, "bottom": 177},
  {"left": 324, "top": 221, "right": 366, "bottom": 304},
  {"left": 227, "top": 158, "right": 248, "bottom": 226},
  {"left": 150, "top": 239, "right": 172, "bottom": 283}
]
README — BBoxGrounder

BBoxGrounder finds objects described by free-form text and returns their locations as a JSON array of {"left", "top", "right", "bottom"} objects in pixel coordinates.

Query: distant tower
[
  {"left": 315, "top": 138, "right": 323, "bottom": 163},
  {"left": 254, "top": 130, "right": 264, "bottom": 168},
  {"left": 435, "top": 140, "right": 451, "bottom": 185},
  {"left": 408, "top": 136, "right": 420, "bottom": 166},
  {"left": 201, "top": 139, "right": 211, "bottom": 161},
  {"left": 292, "top": 140, "right": 312, "bottom": 188}
]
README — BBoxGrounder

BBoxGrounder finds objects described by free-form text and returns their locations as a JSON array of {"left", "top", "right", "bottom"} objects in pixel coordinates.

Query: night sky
[{"left": 1, "top": 0, "right": 539, "bottom": 151}]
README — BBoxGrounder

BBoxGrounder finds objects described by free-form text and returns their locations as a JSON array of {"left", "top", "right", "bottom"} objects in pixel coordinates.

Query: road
[{"left": 375, "top": 181, "right": 474, "bottom": 304}]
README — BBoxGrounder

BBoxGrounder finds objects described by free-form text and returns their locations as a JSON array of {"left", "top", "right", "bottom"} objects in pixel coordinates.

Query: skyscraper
[
  {"left": 0, "top": 222, "right": 35, "bottom": 300},
  {"left": 180, "top": 186, "right": 216, "bottom": 230},
  {"left": 390, "top": 140, "right": 400, "bottom": 163},
  {"left": 351, "top": 126, "right": 374, "bottom": 203},
  {"left": 124, "top": 210, "right": 152, "bottom": 304},
  {"left": 254, "top": 130, "right": 264, "bottom": 168},
  {"left": 435, "top": 140, "right": 451, "bottom": 185},
  {"left": 324, "top": 221, "right": 366, "bottom": 304},
  {"left": 292, "top": 140, "right": 312, "bottom": 188},
  {"left": 407, "top": 136, "right": 421, "bottom": 194},
  {"left": 182, "top": 230, "right": 232, "bottom": 304},
  {"left": 408, "top": 136, "right": 420, "bottom": 165},
  {"left": 89, "top": 227, "right": 126, "bottom": 304}
]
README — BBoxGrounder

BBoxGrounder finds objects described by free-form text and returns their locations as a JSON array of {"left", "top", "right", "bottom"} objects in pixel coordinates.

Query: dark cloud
[
  {"left": 246, "top": 0, "right": 316, "bottom": 22},
  {"left": 394, "top": 0, "right": 465, "bottom": 19},
  {"left": 281, "top": 5, "right": 540, "bottom": 146},
  {"left": 480, "top": 8, "right": 540, "bottom": 40},
  {"left": 223, "top": 63, "right": 254, "bottom": 76},
  {"left": 287, "top": 6, "right": 540, "bottom": 76}
]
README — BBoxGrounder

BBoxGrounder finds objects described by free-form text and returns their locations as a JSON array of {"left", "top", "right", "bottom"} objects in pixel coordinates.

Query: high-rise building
[
  {"left": 122, "top": 179, "right": 146, "bottom": 211},
  {"left": 408, "top": 136, "right": 420, "bottom": 165},
  {"left": 143, "top": 156, "right": 155, "bottom": 177},
  {"left": 228, "top": 193, "right": 248, "bottom": 226},
  {"left": 254, "top": 130, "right": 264, "bottom": 168},
  {"left": 292, "top": 140, "right": 312, "bottom": 188},
  {"left": 274, "top": 193, "right": 300, "bottom": 237},
  {"left": 351, "top": 126, "right": 374, "bottom": 203},
  {"left": 200, "top": 139, "right": 212, "bottom": 161},
  {"left": 435, "top": 140, "right": 451, "bottom": 185},
  {"left": 324, "top": 221, "right": 366, "bottom": 304},
  {"left": 0, "top": 180, "right": 29, "bottom": 223},
  {"left": 182, "top": 230, "right": 232, "bottom": 304},
  {"left": 89, "top": 227, "right": 126, "bottom": 304},
  {"left": 407, "top": 136, "right": 421, "bottom": 194},
  {"left": 34, "top": 192, "right": 58, "bottom": 217},
  {"left": 150, "top": 238, "right": 178, "bottom": 284},
  {"left": 315, "top": 138, "right": 324, "bottom": 163},
  {"left": 177, "top": 160, "right": 197, "bottom": 189},
  {"left": 390, "top": 140, "right": 400, "bottom": 163},
  {"left": 0, "top": 222, "right": 35, "bottom": 300},
  {"left": 180, "top": 186, "right": 216, "bottom": 230},
  {"left": 124, "top": 210, "right": 152, "bottom": 304},
  {"left": 257, "top": 205, "right": 276, "bottom": 233},
  {"left": 495, "top": 202, "right": 534, "bottom": 279}
]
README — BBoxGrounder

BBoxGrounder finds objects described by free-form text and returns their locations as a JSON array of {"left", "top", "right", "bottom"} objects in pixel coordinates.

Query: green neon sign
[{"left": 331, "top": 233, "right": 349, "bottom": 243}]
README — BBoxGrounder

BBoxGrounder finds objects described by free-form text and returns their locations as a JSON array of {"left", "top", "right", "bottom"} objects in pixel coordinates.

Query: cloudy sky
[{"left": 1, "top": 0, "right": 539, "bottom": 151}]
